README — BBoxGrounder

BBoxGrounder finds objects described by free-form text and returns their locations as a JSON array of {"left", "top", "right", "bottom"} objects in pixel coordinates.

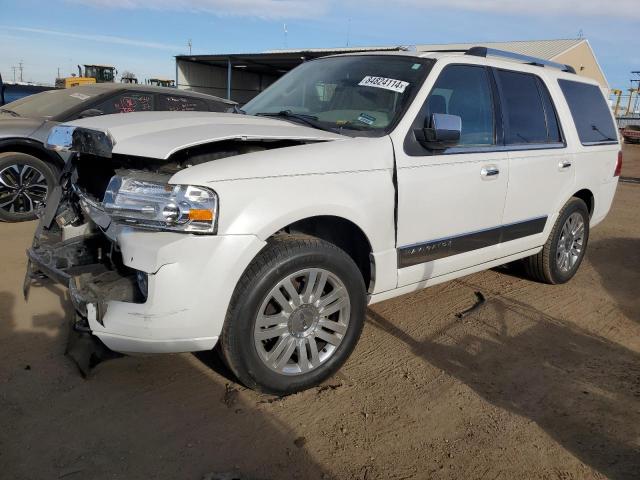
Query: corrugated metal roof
[
  {"left": 416, "top": 39, "right": 584, "bottom": 60},
  {"left": 264, "top": 46, "right": 407, "bottom": 54}
]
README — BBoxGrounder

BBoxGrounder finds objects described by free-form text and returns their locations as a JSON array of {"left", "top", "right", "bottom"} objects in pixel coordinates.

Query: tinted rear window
[
  {"left": 558, "top": 79, "right": 617, "bottom": 145},
  {"left": 157, "top": 95, "right": 210, "bottom": 112}
]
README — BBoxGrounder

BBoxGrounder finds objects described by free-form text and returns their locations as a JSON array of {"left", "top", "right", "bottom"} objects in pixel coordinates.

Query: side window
[
  {"left": 497, "top": 70, "right": 550, "bottom": 144},
  {"left": 558, "top": 79, "right": 617, "bottom": 145},
  {"left": 157, "top": 95, "right": 209, "bottom": 112},
  {"left": 94, "top": 92, "right": 154, "bottom": 114},
  {"left": 537, "top": 78, "right": 562, "bottom": 143},
  {"left": 425, "top": 65, "right": 495, "bottom": 146}
]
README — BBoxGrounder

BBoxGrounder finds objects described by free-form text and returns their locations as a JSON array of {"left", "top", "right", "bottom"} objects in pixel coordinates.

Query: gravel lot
[{"left": 1, "top": 144, "right": 639, "bottom": 480}]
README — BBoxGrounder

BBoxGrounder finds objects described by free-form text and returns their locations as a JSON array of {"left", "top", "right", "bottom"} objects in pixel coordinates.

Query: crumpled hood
[
  {"left": 0, "top": 116, "right": 46, "bottom": 139},
  {"left": 65, "top": 111, "right": 347, "bottom": 159}
]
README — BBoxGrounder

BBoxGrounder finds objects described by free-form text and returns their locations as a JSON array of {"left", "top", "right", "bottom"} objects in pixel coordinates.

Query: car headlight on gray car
[{"left": 103, "top": 175, "right": 218, "bottom": 233}]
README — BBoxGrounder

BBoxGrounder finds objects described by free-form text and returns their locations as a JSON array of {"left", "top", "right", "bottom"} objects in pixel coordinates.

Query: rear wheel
[
  {"left": 220, "top": 235, "right": 366, "bottom": 395},
  {"left": 523, "top": 197, "right": 590, "bottom": 284},
  {"left": 0, "top": 152, "right": 57, "bottom": 222}
]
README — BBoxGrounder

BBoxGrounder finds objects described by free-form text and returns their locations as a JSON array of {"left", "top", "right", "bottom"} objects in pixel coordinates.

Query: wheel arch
[
  {"left": 269, "top": 215, "right": 375, "bottom": 293},
  {"left": 0, "top": 138, "right": 65, "bottom": 172},
  {"left": 571, "top": 188, "right": 595, "bottom": 218}
]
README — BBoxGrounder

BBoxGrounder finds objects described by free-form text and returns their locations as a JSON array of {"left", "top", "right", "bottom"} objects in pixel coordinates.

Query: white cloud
[
  {"left": 0, "top": 26, "right": 182, "bottom": 51},
  {"left": 67, "top": 0, "right": 330, "bottom": 19},
  {"left": 367, "top": 0, "right": 640, "bottom": 19},
  {"left": 64, "top": 0, "right": 640, "bottom": 20}
]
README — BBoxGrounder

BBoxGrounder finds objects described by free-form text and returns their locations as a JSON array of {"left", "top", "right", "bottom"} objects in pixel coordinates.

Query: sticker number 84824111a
[{"left": 358, "top": 76, "right": 410, "bottom": 93}]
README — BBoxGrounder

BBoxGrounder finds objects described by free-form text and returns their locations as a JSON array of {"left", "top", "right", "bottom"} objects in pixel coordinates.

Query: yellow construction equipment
[
  {"left": 55, "top": 64, "right": 117, "bottom": 89},
  {"left": 146, "top": 78, "right": 175, "bottom": 88},
  {"left": 611, "top": 89, "right": 623, "bottom": 116}
]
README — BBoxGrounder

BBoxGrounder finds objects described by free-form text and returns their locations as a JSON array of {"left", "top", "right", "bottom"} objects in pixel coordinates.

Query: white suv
[{"left": 28, "top": 47, "right": 622, "bottom": 394}]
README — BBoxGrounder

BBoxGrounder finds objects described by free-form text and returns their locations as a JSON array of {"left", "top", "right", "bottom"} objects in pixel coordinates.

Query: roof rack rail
[{"left": 465, "top": 46, "right": 576, "bottom": 74}]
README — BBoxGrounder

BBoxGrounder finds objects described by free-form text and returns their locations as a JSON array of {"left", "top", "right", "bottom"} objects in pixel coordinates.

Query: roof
[
  {"left": 416, "top": 39, "right": 584, "bottom": 60},
  {"left": 175, "top": 46, "right": 407, "bottom": 76},
  {"left": 54, "top": 83, "right": 236, "bottom": 104},
  {"left": 264, "top": 46, "right": 408, "bottom": 54}
]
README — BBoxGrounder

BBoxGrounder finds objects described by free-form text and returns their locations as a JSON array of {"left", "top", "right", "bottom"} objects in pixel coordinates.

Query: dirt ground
[
  {"left": 1, "top": 145, "right": 639, "bottom": 480},
  {"left": 622, "top": 142, "right": 640, "bottom": 178}
]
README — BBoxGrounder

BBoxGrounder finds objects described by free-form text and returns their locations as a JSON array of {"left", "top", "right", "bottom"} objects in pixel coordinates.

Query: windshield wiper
[
  {"left": 0, "top": 108, "right": 20, "bottom": 117},
  {"left": 336, "top": 121, "right": 372, "bottom": 131},
  {"left": 591, "top": 124, "right": 616, "bottom": 141},
  {"left": 255, "top": 110, "right": 339, "bottom": 133}
]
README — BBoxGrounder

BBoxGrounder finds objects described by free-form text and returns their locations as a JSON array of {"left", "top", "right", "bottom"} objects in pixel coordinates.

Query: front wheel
[
  {"left": 0, "top": 152, "right": 57, "bottom": 222},
  {"left": 220, "top": 235, "right": 366, "bottom": 395},
  {"left": 523, "top": 197, "right": 590, "bottom": 284}
]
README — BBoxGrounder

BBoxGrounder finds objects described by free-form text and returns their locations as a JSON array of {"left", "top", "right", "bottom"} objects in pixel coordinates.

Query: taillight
[{"left": 614, "top": 150, "right": 622, "bottom": 177}]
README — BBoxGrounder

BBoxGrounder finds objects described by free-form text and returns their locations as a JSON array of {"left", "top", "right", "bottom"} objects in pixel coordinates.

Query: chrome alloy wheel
[
  {"left": 0, "top": 163, "right": 48, "bottom": 214},
  {"left": 556, "top": 212, "right": 585, "bottom": 273},
  {"left": 253, "top": 268, "right": 351, "bottom": 375}
]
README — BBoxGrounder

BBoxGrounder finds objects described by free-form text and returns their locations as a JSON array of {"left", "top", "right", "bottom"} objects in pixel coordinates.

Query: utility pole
[
  {"left": 11, "top": 66, "right": 17, "bottom": 82},
  {"left": 18, "top": 60, "right": 24, "bottom": 82},
  {"left": 57, "top": 67, "right": 60, "bottom": 79},
  {"left": 283, "top": 23, "right": 288, "bottom": 49},
  {"left": 188, "top": 39, "right": 192, "bottom": 55}
]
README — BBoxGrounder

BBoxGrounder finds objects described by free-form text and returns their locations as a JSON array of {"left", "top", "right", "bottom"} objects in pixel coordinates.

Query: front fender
[
  {"left": 0, "top": 137, "right": 66, "bottom": 169},
  {"left": 212, "top": 168, "right": 396, "bottom": 253}
]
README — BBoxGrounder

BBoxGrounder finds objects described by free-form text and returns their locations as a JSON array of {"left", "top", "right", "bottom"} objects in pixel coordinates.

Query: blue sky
[{"left": 1, "top": 0, "right": 638, "bottom": 93}]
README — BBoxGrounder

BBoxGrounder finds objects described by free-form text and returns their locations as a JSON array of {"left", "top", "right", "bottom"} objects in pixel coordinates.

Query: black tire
[
  {"left": 220, "top": 234, "right": 366, "bottom": 395},
  {"left": 523, "top": 197, "right": 590, "bottom": 284},
  {"left": 0, "top": 152, "right": 57, "bottom": 222}
]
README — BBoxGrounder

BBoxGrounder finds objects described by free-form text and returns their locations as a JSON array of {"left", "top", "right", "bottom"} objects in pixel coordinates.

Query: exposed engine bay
[{"left": 24, "top": 138, "right": 308, "bottom": 331}]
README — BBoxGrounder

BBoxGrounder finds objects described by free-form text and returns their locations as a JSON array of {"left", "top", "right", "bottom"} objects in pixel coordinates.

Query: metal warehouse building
[{"left": 175, "top": 38, "right": 608, "bottom": 103}]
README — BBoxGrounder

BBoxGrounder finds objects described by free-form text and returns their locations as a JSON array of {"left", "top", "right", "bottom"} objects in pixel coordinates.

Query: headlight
[{"left": 102, "top": 175, "right": 218, "bottom": 233}]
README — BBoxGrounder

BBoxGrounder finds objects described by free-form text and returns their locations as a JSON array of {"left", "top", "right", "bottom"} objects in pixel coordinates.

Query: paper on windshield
[
  {"left": 70, "top": 92, "right": 90, "bottom": 100},
  {"left": 359, "top": 76, "right": 409, "bottom": 93}
]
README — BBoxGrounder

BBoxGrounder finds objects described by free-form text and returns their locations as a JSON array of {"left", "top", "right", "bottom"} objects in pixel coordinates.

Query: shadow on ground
[
  {"left": 0, "top": 288, "right": 329, "bottom": 480},
  {"left": 367, "top": 297, "right": 640, "bottom": 480},
  {"left": 588, "top": 237, "right": 640, "bottom": 323}
]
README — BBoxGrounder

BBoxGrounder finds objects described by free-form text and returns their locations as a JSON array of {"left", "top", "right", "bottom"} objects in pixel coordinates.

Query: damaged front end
[
  {"left": 25, "top": 124, "right": 274, "bottom": 364},
  {"left": 25, "top": 128, "right": 151, "bottom": 372},
  {"left": 26, "top": 124, "right": 226, "bottom": 326}
]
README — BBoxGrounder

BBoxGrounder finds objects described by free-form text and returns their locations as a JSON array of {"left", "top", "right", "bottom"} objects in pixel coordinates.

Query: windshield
[
  {"left": 0, "top": 88, "right": 99, "bottom": 119},
  {"left": 243, "top": 55, "right": 432, "bottom": 136}
]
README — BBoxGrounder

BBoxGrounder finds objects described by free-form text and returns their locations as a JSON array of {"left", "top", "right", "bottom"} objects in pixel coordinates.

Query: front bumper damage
[{"left": 25, "top": 168, "right": 266, "bottom": 361}]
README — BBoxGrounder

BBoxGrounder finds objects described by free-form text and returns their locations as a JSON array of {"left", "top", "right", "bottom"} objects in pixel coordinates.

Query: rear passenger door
[
  {"left": 496, "top": 69, "right": 575, "bottom": 256},
  {"left": 395, "top": 64, "right": 509, "bottom": 287}
]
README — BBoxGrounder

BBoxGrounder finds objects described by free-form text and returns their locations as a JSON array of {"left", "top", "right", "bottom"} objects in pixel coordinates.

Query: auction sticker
[
  {"left": 357, "top": 113, "right": 376, "bottom": 125},
  {"left": 359, "top": 76, "right": 409, "bottom": 93}
]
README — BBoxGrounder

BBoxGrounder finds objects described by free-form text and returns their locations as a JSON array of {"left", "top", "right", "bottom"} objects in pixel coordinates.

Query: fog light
[{"left": 136, "top": 271, "right": 148, "bottom": 299}]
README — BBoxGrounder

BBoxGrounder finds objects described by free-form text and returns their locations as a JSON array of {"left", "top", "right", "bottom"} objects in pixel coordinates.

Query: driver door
[{"left": 395, "top": 64, "right": 509, "bottom": 287}]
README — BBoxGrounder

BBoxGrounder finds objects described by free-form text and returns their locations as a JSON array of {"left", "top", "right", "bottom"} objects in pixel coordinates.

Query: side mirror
[
  {"left": 414, "top": 113, "right": 461, "bottom": 150},
  {"left": 77, "top": 109, "right": 104, "bottom": 119}
]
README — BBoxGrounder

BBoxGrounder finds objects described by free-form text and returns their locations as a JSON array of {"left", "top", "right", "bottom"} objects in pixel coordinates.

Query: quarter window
[
  {"left": 497, "top": 70, "right": 559, "bottom": 144},
  {"left": 558, "top": 79, "right": 617, "bottom": 145},
  {"left": 424, "top": 65, "right": 495, "bottom": 146}
]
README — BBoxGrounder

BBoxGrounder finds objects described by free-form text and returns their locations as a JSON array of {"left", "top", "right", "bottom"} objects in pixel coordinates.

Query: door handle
[
  {"left": 481, "top": 166, "right": 500, "bottom": 178},
  {"left": 559, "top": 160, "right": 572, "bottom": 170}
]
